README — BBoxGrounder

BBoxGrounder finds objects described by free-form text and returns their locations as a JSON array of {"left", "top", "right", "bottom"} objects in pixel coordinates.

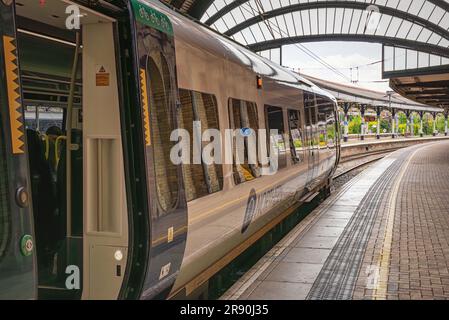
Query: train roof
[{"left": 142, "top": 0, "right": 336, "bottom": 103}]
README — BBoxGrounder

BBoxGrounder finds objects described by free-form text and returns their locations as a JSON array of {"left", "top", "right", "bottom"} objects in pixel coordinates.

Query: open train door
[
  {"left": 0, "top": 0, "right": 37, "bottom": 299},
  {"left": 127, "top": 0, "right": 188, "bottom": 299}
]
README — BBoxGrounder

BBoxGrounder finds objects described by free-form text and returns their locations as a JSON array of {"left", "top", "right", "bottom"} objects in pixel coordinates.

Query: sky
[{"left": 281, "top": 41, "right": 391, "bottom": 93}]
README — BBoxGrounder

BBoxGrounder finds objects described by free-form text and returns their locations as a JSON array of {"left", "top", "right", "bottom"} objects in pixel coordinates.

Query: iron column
[
  {"left": 391, "top": 108, "right": 396, "bottom": 138},
  {"left": 376, "top": 106, "right": 381, "bottom": 139},
  {"left": 360, "top": 104, "right": 366, "bottom": 141}
]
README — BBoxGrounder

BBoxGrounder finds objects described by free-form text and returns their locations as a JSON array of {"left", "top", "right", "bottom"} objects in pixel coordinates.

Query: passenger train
[{"left": 0, "top": 0, "right": 339, "bottom": 299}]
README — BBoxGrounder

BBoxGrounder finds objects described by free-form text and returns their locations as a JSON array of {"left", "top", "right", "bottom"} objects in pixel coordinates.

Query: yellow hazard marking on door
[
  {"left": 372, "top": 147, "right": 421, "bottom": 300},
  {"left": 3, "top": 35, "right": 24, "bottom": 154},
  {"left": 139, "top": 69, "right": 151, "bottom": 146}
]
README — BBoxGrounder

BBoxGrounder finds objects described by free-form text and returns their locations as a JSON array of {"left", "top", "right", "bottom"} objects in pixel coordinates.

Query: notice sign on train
[{"left": 96, "top": 65, "right": 110, "bottom": 86}]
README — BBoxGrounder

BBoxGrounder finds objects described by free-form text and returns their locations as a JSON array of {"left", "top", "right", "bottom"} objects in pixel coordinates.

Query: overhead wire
[{"left": 242, "top": 1, "right": 353, "bottom": 82}]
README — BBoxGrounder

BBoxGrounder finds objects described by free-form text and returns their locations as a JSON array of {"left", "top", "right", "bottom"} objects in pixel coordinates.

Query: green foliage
[
  {"left": 367, "top": 121, "right": 377, "bottom": 133},
  {"left": 348, "top": 116, "right": 361, "bottom": 134},
  {"left": 398, "top": 123, "right": 407, "bottom": 135}
]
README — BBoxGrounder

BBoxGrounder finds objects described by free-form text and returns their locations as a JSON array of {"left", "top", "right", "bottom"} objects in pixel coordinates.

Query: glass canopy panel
[
  {"left": 383, "top": 45, "right": 449, "bottom": 73},
  {"left": 200, "top": 0, "right": 449, "bottom": 40},
  {"left": 188, "top": 0, "right": 449, "bottom": 63}
]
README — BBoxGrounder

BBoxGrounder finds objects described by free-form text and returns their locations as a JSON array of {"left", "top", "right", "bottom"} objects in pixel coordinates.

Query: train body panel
[{"left": 140, "top": 0, "right": 340, "bottom": 297}]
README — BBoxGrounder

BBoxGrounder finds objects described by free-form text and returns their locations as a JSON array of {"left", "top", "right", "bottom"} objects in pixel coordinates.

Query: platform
[{"left": 222, "top": 140, "right": 449, "bottom": 300}]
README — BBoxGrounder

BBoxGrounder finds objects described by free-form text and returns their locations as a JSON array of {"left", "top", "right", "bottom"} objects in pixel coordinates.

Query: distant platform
[{"left": 222, "top": 140, "right": 449, "bottom": 300}]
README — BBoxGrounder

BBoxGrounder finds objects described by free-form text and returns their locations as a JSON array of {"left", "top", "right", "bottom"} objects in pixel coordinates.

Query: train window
[
  {"left": 24, "top": 106, "right": 64, "bottom": 132},
  {"left": 265, "top": 105, "right": 287, "bottom": 170},
  {"left": 288, "top": 109, "right": 304, "bottom": 164},
  {"left": 228, "top": 98, "right": 260, "bottom": 185},
  {"left": 179, "top": 89, "right": 223, "bottom": 201},
  {"left": 147, "top": 55, "right": 179, "bottom": 212}
]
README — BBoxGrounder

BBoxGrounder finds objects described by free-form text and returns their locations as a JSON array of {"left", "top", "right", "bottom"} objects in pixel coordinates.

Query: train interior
[{"left": 15, "top": 0, "right": 128, "bottom": 299}]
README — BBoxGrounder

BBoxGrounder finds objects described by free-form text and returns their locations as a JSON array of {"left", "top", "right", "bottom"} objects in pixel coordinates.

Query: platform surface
[{"left": 222, "top": 140, "right": 449, "bottom": 300}]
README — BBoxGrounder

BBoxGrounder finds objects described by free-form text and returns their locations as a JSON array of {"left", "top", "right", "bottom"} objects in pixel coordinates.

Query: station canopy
[
  {"left": 164, "top": 1, "right": 449, "bottom": 53},
  {"left": 163, "top": 0, "right": 449, "bottom": 111}
]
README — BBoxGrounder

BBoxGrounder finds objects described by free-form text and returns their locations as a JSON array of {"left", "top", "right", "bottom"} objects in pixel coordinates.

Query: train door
[
  {"left": 304, "top": 92, "right": 318, "bottom": 188},
  {"left": 334, "top": 103, "right": 341, "bottom": 166},
  {"left": 8, "top": 0, "right": 132, "bottom": 300},
  {"left": 316, "top": 95, "right": 331, "bottom": 180},
  {"left": 128, "top": 0, "right": 188, "bottom": 299},
  {"left": 0, "top": 0, "right": 36, "bottom": 299},
  {"left": 287, "top": 109, "right": 305, "bottom": 165}
]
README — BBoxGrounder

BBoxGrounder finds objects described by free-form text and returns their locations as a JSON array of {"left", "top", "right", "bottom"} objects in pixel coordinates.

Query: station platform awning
[{"left": 303, "top": 74, "right": 445, "bottom": 113}]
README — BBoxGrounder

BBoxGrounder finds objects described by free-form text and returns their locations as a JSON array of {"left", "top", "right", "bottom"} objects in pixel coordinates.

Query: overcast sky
[{"left": 281, "top": 41, "right": 391, "bottom": 93}]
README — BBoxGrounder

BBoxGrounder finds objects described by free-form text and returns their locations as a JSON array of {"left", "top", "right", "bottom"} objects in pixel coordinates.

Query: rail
[{"left": 334, "top": 136, "right": 449, "bottom": 178}]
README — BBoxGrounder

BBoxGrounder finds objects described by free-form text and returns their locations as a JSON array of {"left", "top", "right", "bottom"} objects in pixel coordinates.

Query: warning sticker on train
[{"left": 96, "top": 65, "right": 110, "bottom": 86}]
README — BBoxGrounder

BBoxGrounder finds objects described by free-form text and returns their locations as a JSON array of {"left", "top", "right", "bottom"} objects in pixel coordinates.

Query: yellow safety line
[{"left": 372, "top": 147, "right": 421, "bottom": 300}]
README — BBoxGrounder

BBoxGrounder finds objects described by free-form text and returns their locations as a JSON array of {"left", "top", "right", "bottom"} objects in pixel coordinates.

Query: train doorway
[{"left": 15, "top": 0, "right": 129, "bottom": 299}]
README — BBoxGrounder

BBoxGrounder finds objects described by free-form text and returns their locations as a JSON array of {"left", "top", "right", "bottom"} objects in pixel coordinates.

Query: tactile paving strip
[{"left": 306, "top": 147, "right": 416, "bottom": 300}]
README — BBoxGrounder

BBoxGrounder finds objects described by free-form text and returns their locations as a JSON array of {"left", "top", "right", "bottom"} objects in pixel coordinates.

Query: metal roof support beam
[
  {"left": 248, "top": 35, "right": 449, "bottom": 58},
  {"left": 205, "top": 0, "right": 249, "bottom": 25},
  {"left": 395, "top": 80, "right": 449, "bottom": 88},
  {"left": 186, "top": 0, "right": 449, "bottom": 22},
  {"left": 223, "top": 1, "right": 449, "bottom": 42}
]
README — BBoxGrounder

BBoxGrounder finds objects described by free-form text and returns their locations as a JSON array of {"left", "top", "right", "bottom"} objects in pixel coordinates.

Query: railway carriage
[{"left": 0, "top": 0, "right": 339, "bottom": 299}]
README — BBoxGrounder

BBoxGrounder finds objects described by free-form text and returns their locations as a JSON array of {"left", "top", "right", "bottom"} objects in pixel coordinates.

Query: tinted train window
[
  {"left": 24, "top": 106, "right": 64, "bottom": 132},
  {"left": 147, "top": 55, "right": 179, "bottom": 212},
  {"left": 288, "top": 109, "right": 304, "bottom": 164},
  {"left": 228, "top": 98, "right": 260, "bottom": 185},
  {"left": 265, "top": 105, "right": 287, "bottom": 170},
  {"left": 179, "top": 89, "right": 223, "bottom": 201}
]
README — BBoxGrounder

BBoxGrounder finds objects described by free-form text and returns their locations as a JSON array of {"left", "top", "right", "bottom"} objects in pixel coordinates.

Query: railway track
[{"left": 333, "top": 146, "right": 402, "bottom": 179}]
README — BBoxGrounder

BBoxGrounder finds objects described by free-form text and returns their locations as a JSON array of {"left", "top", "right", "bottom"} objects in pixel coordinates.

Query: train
[{"left": 0, "top": 0, "right": 339, "bottom": 300}]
